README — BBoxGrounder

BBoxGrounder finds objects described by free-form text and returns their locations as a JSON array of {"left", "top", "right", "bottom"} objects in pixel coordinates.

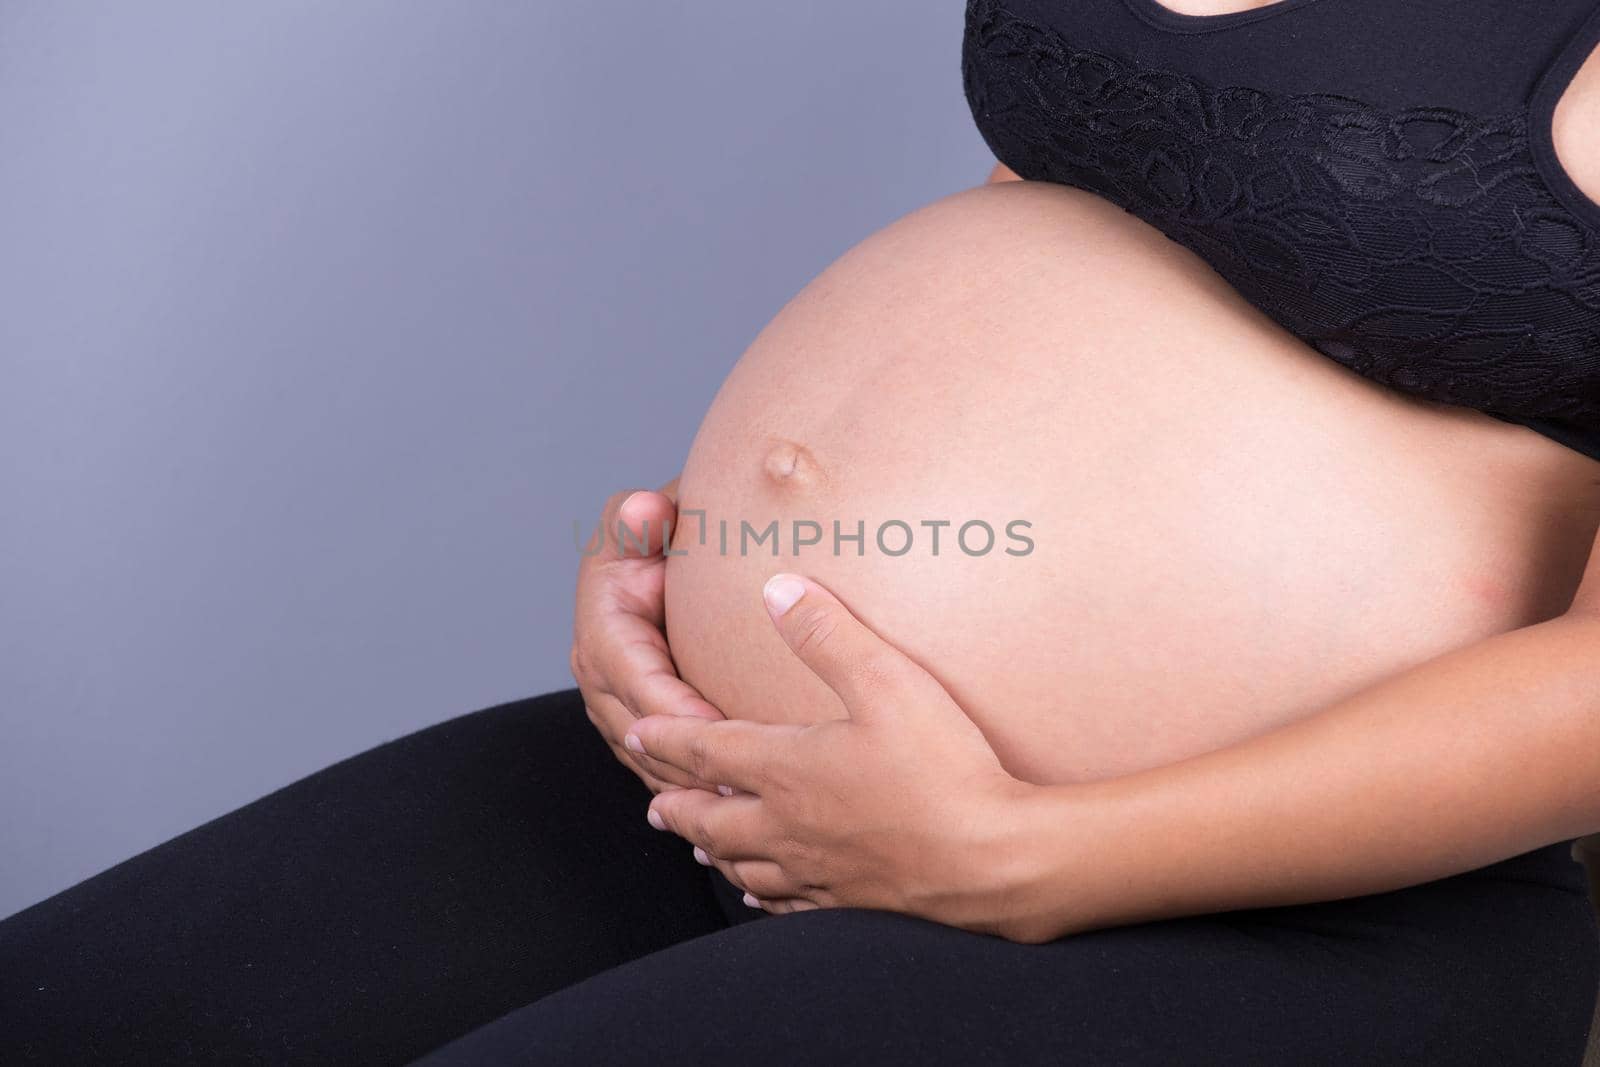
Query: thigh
[
  {"left": 416, "top": 844, "right": 1600, "bottom": 1066},
  {"left": 0, "top": 688, "right": 727, "bottom": 1066}
]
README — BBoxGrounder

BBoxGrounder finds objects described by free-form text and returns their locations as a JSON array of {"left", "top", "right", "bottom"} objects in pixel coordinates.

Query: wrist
[
  {"left": 981, "top": 777, "right": 1123, "bottom": 943},
  {"left": 998, "top": 777, "right": 1164, "bottom": 940}
]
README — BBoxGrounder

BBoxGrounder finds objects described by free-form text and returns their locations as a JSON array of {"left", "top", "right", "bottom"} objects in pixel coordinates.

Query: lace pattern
[{"left": 962, "top": 0, "right": 1600, "bottom": 431}]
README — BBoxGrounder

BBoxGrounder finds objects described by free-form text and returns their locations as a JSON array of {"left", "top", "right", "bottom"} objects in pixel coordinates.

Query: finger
[
  {"left": 630, "top": 747, "right": 729, "bottom": 793},
  {"left": 572, "top": 599, "right": 719, "bottom": 722},
  {"left": 589, "top": 695, "right": 721, "bottom": 790},
  {"left": 721, "top": 859, "right": 801, "bottom": 900},
  {"left": 572, "top": 491, "right": 718, "bottom": 723},
  {"left": 627, "top": 716, "right": 795, "bottom": 793},
  {"left": 760, "top": 897, "right": 822, "bottom": 915},
  {"left": 647, "top": 787, "right": 771, "bottom": 859},
  {"left": 759, "top": 573, "right": 934, "bottom": 718},
  {"left": 573, "top": 491, "right": 668, "bottom": 684},
  {"left": 604, "top": 733, "right": 699, "bottom": 794},
  {"left": 595, "top": 488, "right": 678, "bottom": 561},
  {"left": 602, "top": 620, "right": 721, "bottom": 720},
  {"left": 578, "top": 489, "right": 644, "bottom": 565}
]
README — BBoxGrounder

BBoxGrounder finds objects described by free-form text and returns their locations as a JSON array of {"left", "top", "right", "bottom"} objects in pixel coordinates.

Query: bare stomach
[{"left": 663, "top": 180, "right": 1600, "bottom": 786}]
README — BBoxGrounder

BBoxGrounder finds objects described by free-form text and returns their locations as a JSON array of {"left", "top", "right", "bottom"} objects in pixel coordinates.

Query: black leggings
[{"left": 4, "top": 688, "right": 1598, "bottom": 1065}]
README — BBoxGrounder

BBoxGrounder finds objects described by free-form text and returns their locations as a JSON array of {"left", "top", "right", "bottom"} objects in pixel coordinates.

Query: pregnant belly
[{"left": 664, "top": 180, "right": 1600, "bottom": 785}]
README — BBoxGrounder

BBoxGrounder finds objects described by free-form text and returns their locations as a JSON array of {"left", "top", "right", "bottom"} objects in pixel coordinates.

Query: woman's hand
[
  {"left": 570, "top": 481, "right": 724, "bottom": 794},
  {"left": 625, "top": 574, "right": 1059, "bottom": 942}
]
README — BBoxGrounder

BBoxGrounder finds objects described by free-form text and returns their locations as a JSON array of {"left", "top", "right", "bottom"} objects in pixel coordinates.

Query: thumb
[
  {"left": 592, "top": 488, "right": 678, "bottom": 563},
  {"left": 761, "top": 573, "right": 932, "bottom": 720}
]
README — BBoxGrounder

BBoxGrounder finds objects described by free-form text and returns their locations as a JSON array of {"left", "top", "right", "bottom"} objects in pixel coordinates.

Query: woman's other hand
[
  {"left": 571, "top": 481, "right": 724, "bottom": 794},
  {"left": 626, "top": 574, "right": 1061, "bottom": 942}
]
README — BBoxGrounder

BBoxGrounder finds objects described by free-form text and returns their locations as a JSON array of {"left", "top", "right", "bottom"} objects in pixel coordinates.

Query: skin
[
  {"left": 660, "top": 176, "right": 1600, "bottom": 788},
  {"left": 573, "top": 24, "right": 1600, "bottom": 936},
  {"left": 570, "top": 480, "right": 725, "bottom": 796},
  {"left": 629, "top": 567, "right": 1600, "bottom": 939}
]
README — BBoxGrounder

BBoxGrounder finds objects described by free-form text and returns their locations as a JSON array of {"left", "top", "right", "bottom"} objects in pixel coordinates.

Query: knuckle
[
  {"left": 787, "top": 604, "right": 838, "bottom": 658},
  {"left": 775, "top": 833, "right": 814, "bottom": 873},
  {"left": 778, "top": 788, "right": 815, "bottom": 828},
  {"left": 734, "top": 864, "right": 782, "bottom": 898},
  {"left": 686, "top": 735, "right": 714, "bottom": 780},
  {"left": 690, "top": 817, "right": 718, "bottom": 856}
]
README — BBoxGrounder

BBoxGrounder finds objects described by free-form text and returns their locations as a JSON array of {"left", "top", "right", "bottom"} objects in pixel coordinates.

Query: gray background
[{"left": 0, "top": 1, "right": 990, "bottom": 919}]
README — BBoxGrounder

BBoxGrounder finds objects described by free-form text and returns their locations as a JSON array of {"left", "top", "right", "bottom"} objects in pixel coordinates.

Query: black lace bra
[{"left": 962, "top": 0, "right": 1600, "bottom": 461}]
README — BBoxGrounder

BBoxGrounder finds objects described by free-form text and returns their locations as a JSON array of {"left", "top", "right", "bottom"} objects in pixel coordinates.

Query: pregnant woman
[{"left": 7, "top": 0, "right": 1600, "bottom": 1063}]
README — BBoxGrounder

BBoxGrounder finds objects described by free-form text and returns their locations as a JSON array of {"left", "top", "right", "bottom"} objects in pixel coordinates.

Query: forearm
[{"left": 1019, "top": 608, "right": 1600, "bottom": 936}]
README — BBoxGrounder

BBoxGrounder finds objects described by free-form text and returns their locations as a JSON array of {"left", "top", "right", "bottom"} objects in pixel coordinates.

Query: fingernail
[
  {"left": 763, "top": 574, "right": 806, "bottom": 616},
  {"left": 624, "top": 732, "right": 644, "bottom": 754},
  {"left": 621, "top": 491, "right": 644, "bottom": 511},
  {"left": 742, "top": 892, "right": 762, "bottom": 909},
  {"left": 692, "top": 846, "right": 711, "bottom": 866},
  {"left": 647, "top": 808, "right": 665, "bottom": 830},
  {"left": 717, "top": 784, "right": 735, "bottom": 797}
]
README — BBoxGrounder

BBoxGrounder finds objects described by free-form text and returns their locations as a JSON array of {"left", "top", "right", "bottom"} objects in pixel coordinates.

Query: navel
[{"left": 761, "top": 437, "right": 825, "bottom": 489}]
